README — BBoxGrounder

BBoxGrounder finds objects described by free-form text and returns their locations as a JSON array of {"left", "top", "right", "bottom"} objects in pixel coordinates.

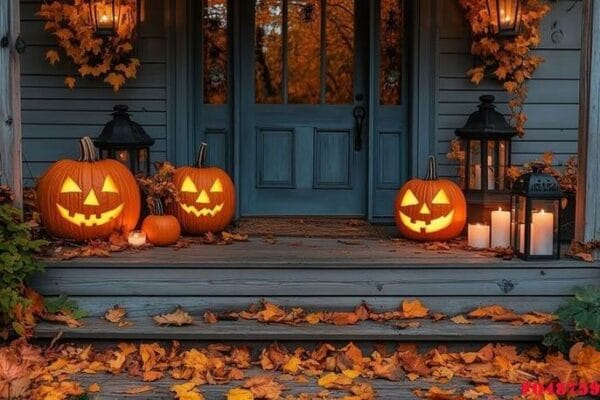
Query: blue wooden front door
[{"left": 197, "top": 0, "right": 407, "bottom": 217}]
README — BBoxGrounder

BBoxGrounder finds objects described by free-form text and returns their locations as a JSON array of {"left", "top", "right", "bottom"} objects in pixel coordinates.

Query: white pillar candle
[
  {"left": 491, "top": 208, "right": 511, "bottom": 248},
  {"left": 468, "top": 223, "right": 490, "bottom": 249},
  {"left": 531, "top": 209, "right": 554, "bottom": 255},
  {"left": 128, "top": 230, "right": 146, "bottom": 247}
]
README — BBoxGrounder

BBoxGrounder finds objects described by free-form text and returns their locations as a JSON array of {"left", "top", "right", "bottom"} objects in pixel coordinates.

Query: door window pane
[
  {"left": 325, "top": 0, "right": 354, "bottom": 104},
  {"left": 288, "top": 1, "right": 321, "bottom": 103},
  {"left": 203, "top": 0, "right": 228, "bottom": 104},
  {"left": 380, "top": 0, "right": 403, "bottom": 105},
  {"left": 255, "top": 0, "right": 284, "bottom": 104}
]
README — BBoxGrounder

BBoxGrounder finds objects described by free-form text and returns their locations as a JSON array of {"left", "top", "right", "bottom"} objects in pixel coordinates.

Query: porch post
[
  {"left": 0, "top": 0, "right": 23, "bottom": 207},
  {"left": 575, "top": 0, "right": 600, "bottom": 248}
]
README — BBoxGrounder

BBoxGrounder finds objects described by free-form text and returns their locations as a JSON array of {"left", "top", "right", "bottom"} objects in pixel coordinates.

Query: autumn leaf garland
[
  {"left": 459, "top": 0, "right": 550, "bottom": 136},
  {"left": 37, "top": 0, "right": 140, "bottom": 92}
]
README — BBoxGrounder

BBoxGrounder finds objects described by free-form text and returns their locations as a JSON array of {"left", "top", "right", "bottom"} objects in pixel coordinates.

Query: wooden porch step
[
  {"left": 34, "top": 318, "right": 551, "bottom": 342},
  {"left": 69, "top": 371, "right": 522, "bottom": 400}
]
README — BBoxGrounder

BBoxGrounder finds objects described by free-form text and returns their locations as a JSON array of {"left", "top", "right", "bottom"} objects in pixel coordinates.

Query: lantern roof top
[
  {"left": 512, "top": 165, "right": 563, "bottom": 198},
  {"left": 455, "top": 95, "right": 518, "bottom": 139},
  {"left": 95, "top": 105, "right": 155, "bottom": 149}
]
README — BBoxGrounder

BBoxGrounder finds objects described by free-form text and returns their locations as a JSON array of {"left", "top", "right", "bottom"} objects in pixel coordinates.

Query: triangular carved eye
[
  {"left": 101, "top": 175, "right": 119, "bottom": 193},
  {"left": 210, "top": 178, "right": 223, "bottom": 193},
  {"left": 61, "top": 177, "right": 82, "bottom": 193},
  {"left": 181, "top": 176, "right": 198, "bottom": 193},
  {"left": 432, "top": 189, "right": 450, "bottom": 205},
  {"left": 400, "top": 189, "right": 419, "bottom": 207}
]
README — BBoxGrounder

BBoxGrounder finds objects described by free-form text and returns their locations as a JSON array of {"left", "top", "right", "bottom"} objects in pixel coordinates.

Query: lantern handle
[
  {"left": 194, "top": 142, "right": 208, "bottom": 168},
  {"left": 424, "top": 155, "right": 439, "bottom": 181},
  {"left": 79, "top": 136, "right": 99, "bottom": 162}
]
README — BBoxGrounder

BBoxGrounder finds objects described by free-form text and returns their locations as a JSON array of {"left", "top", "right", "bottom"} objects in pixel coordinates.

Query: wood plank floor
[
  {"left": 41, "top": 237, "right": 594, "bottom": 268},
  {"left": 71, "top": 371, "right": 523, "bottom": 400},
  {"left": 34, "top": 319, "right": 551, "bottom": 342}
]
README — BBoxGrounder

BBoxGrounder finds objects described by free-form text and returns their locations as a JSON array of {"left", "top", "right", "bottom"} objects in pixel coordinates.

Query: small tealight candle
[
  {"left": 468, "top": 223, "right": 490, "bottom": 249},
  {"left": 128, "top": 230, "right": 146, "bottom": 247}
]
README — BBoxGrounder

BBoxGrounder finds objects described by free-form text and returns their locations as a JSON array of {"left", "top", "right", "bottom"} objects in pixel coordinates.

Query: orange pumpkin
[
  {"left": 141, "top": 199, "right": 181, "bottom": 246},
  {"left": 167, "top": 142, "right": 235, "bottom": 234},
  {"left": 37, "top": 137, "right": 141, "bottom": 241},
  {"left": 394, "top": 156, "right": 466, "bottom": 241}
]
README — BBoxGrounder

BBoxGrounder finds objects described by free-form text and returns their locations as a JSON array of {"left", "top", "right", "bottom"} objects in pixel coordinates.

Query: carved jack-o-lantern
[
  {"left": 167, "top": 143, "right": 235, "bottom": 234},
  {"left": 394, "top": 156, "right": 466, "bottom": 241},
  {"left": 37, "top": 137, "right": 141, "bottom": 240}
]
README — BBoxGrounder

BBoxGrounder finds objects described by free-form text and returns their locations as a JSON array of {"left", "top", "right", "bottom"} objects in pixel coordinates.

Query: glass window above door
[
  {"left": 203, "top": 0, "right": 228, "bottom": 104},
  {"left": 255, "top": 0, "right": 355, "bottom": 104}
]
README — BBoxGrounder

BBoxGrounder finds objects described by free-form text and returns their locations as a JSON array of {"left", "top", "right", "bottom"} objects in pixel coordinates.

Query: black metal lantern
[
  {"left": 486, "top": 0, "right": 523, "bottom": 36},
  {"left": 95, "top": 105, "right": 154, "bottom": 175},
  {"left": 87, "top": 0, "right": 141, "bottom": 37},
  {"left": 511, "top": 165, "right": 562, "bottom": 260},
  {"left": 455, "top": 95, "right": 517, "bottom": 224}
]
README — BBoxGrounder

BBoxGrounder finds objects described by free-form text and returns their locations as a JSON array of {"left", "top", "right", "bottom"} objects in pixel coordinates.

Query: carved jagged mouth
[
  {"left": 180, "top": 203, "right": 224, "bottom": 217},
  {"left": 56, "top": 203, "right": 124, "bottom": 227},
  {"left": 399, "top": 210, "right": 455, "bottom": 234}
]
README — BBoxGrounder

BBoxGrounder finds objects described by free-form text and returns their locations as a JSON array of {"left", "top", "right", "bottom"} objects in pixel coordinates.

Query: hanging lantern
[
  {"left": 95, "top": 105, "right": 155, "bottom": 176},
  {"left": 486, "top": 0, "right": 523, "bottom": 36},
  {"left": 511, "top": 165, "right": 563, "bottom": 260},
  {"left": 87, "top": 0, "right": 141, "bottom": 37},
  {"left": 455, "top": 95, "right": 517, "bottom": 225}
]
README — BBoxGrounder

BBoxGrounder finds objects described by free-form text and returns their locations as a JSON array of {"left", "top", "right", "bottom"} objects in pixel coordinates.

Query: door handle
[{"left": 353, "top": 106, "right": 366, "bottom": 151}]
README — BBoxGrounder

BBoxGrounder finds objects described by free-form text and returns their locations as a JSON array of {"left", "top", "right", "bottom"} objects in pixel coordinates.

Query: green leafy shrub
[
  {"left": 0, "top": 201, "right": 47, "bottom": 330},
  {"left": 543, "top": 286, "right": 600, "bottom": 353},
  {"left": 45, "top": 294, "right": 89, "bottom": 320}
]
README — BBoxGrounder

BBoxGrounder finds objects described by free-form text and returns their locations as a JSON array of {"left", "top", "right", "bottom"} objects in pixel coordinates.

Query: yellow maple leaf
[
  {"left": 171, "top": 382, "right": 204, "bottom": 400},
  {"left": 87, "top": 383, "right": 101, "bottom": 393},
  {"left": 282, "top": 356, "right": 301, "bottom": 374},
  {"left": 45, "top": 50, "right": 60, "bottom": 65},
  {"left": 401, "top": 299, "right": 429, "bottom": 318},
  {"left": 227, "top": 388, "right": 254, "bottom": 400}
]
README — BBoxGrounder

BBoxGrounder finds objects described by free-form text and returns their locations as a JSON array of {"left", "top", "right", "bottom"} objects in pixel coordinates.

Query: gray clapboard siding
[
  {"left": 20, "top": 0, "right": 168, "bottom": 186},
  {"left": 436, "top": 0, "right": 582, "bottom": 178}
]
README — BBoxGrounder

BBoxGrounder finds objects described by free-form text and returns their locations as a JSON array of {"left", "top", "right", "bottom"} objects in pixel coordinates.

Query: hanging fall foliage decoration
[
  {"left": 37, "top": 0, "right": 140, "bottom": 92},
  {"left": 458, "top": 0, "right": 550, "bottom": 136}
]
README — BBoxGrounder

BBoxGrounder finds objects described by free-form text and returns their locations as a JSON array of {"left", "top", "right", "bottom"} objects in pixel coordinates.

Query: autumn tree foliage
[
  {"left": 459, "top": 0, "right": 550, "bottom": 136},
  {"left": 37, "top": 0, "right": 140, "bottom": 91}
]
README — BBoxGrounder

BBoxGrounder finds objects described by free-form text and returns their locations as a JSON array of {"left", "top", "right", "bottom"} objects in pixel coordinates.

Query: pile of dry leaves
[{"left": 1, "top": 338, "right": 599, "bottom": 400}]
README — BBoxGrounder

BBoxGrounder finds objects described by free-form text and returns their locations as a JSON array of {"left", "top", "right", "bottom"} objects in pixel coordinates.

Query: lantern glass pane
[
  {"left": 498, "top": 0, "right": 517, "bottom": 31},
  {"left": 498, "top": 140, "right": 508, "bottom": 190},
  {"left": 138, "top": 148, "right": 148, "bottom": 173},
  {"left": 487, "top": 140, "right": 496, "bottom": 190},
  {"left": 468, "top": 140, "right": 482, "bottom": 190},
  {"left": 116, "top": 150, "right": 129, "bottom": 162},
  {"left": 530, "top": 199, "right": 558, "bottom": 256},
  {"left": 512, "top": 195, "right": 527, "bottom": 253}
]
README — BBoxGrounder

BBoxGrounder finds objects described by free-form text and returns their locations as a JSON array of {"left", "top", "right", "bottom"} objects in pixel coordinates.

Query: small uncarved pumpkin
[
  {"left": 167, "top": 142, "right": 235, "bottom": 234},
  {"left": 141, "top": 200, "right": 181, "bottom": 246},
  {"left": 394, "top": 156, "right": 466, "bottom": 241},
  {"left": 37, "top": 137, "right": 141, "bottom": 241}
]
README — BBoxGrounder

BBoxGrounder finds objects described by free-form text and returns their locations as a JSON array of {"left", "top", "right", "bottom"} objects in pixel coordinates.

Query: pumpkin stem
[
  {"left": 194, "top": 142, "right": 209, "bottom": 168},
  {"left": 79, "top": 136, "right": 99, "bottom": 162},
  {"left": 154, "top": 198, "right": 165, "bottom": 216},
  {"left": 424, "top": 155, "right": 439, "bottom": 181}
]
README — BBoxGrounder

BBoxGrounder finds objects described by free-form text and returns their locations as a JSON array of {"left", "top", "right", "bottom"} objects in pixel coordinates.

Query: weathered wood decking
[{"left": 31, "top": 237, "right": 600, "bottom": 342}]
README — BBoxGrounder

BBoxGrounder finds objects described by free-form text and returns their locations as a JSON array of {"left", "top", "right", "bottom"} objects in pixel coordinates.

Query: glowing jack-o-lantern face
[
  {"left": 167, "top": 143, "right": 235, "bottom": 234},
  {"left": 37, "top": 137, "right": 141, "bottom": 241},
  {"left": 394, "top": 156, "right": 466, "bottom": 241}
]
